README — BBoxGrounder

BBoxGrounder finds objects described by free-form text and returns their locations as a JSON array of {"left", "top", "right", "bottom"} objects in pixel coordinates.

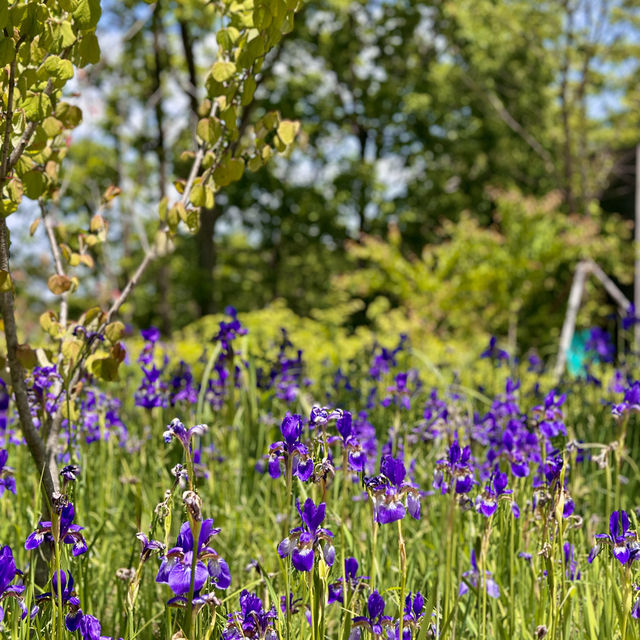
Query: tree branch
[
  {"left": 0, "top": 217, "right": 59, "bottom": 505},
  {"left": 40, "top": 201, "right": 69, "bottom": 327}
]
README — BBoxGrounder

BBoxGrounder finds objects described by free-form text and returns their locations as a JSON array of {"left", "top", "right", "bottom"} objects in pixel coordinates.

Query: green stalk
[
  {"left": 184, "top": 518, "right": 202, "bottom": 640},
  {"left": 340, "top": 448, "right": 350, "bottom": 640},
  {"left": 443, "top": 488, "right": 457, "bottom": 636},
  {"left": 370, "top": 519, "right": 378, "bottom": 588},
  {"left": 53, "top": 514, "right": 63, "bottom": 640},
  {"left": 397, "top": 519, "right": 407, "bottom": 640}
]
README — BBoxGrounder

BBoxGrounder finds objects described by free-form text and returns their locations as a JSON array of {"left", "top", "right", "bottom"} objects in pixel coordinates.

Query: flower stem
[
  {"left": 398, "top": 519, "right": 407, "bottom": 640},
  {"left": 370, "top": 519, "right": 378, "bottom": 588},
  {"left": 185, "top": 518, "right": 202, "bottom": 640},
  {"left": 53, "top": 514, "right": 63, "bottom": 640}
]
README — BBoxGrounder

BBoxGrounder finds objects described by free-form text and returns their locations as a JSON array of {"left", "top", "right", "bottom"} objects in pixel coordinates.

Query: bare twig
[{"left": 40, "top": 201, "right": 69, "bottom": 327}]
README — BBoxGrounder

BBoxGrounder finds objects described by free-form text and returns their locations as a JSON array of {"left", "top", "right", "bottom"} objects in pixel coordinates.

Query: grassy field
[{"left": 2, "top": 312, "right": 640, "bottom": 640}]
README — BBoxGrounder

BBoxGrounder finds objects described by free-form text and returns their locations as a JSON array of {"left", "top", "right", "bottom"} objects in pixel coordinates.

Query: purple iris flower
[
  {"left": 350, "top": 590, "right": 393, "bottom": 638},
  {"left": 280, "top": 592, "right": 304, "bottom": 615},
  {"left": 35, "top": 570, "right": 83, "bottom": 631},
  {"left": 0, "top": 379, "right": 9, "bottom": 432},
  {"left": 623, "top": 305, "right": 640, "bottom": 331},
  {"left": 403, "top": 591, "right": 425, "bottom": 624},
  {"left": 459, "top": 550, "right": 500, "bottom": 598},
  {"left": 79, "top": 614, "right": 102, "bottom": 640},
  {"left": 136, "top": 532, "right": 164, "bottom": 562},
  {"left": 475, "top": 465, "right": 518, "bottom": 518},
  {"left": 589, "top": 510, "right": 639, "bottom": 565},
  {"left": 277, "top": 498, "right": 334, "bottom": 572},
  {"left": 268, "top": 414, "right": 313, "bottom": 481},
  {"left": 156, "top": 519, "right": 230, "bottom": 596},
  {"left": 141, "top": 327, "right": 161, "bottom": 343},
  {"left": 0, "top": 545, "right": 34, "bottom": 621},
  {"left": 365, "top": 455, "right": 421, "bottom": 524},
  {"left": 369, "top": 335, "right": 407, "bottom": 380},
  {"left": 612, "top": 381, "right": 640, "bottom": 419},
  {"left": 163, "top": 418, "right": 207, "bottom": 449},
  {"left": 324, "top": 410, "right": 367, "bottom": 473},
  {"left": 480, "top": 336, "right": 509, "bottom": 363},
  {"left": 527, "top": 353, "right": 543, "bottom": 373},
  {"left": 60, "top": 464, "right": 80, "bottom": 486},
  {"left": 434, "top": 440, "right": 474, "bottom": 494},
  {"left": 0, "top": 450, "right": 16, "bottom": 497},
  {"left": 223, "top": 590, "right": 277, "bottom": 640},
  {"left": 25, "top": 503, "right": 87, "bottom": 556},
  {"left": 585, "top": 327, "right": 615, "bottom": 363},
  {"left": 532, "top": 390, "right": 566, "bottom": 439},
  {"left": 563, "top": 542, "right": 580, "bottom": 581},
  {"left": 168, "top": 361, "right": 198, "bottom": 406},
  {"left": 381, "top": 372, "right": 413, "bottom": 410},
  {"left": 328, "top": 557, "right": 368, "bottom": 604}
]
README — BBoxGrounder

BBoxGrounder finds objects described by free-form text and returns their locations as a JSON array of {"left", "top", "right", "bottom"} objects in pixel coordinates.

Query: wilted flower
[{"left": 136, "top": 533, "right": 164, "bottom": 562}]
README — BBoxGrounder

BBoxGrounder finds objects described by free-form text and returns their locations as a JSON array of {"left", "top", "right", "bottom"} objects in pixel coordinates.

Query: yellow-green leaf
[
  {"left": 0, "top": 39, "right": 14, "bottom": 66},
  {"left": 43, "top": 56, "right": 74, "bottom": 81},
  {"left": 23, "top": 93, "right": 53, "bottom": 121},
  {"left": 277, "top": 119, "right": 299, "bottom": 146},
  {"left": 22, "top": 170, "right": 47, "bottom": 199},
  {"left": 73, "top": 0, "right": 101, "bottom": 30},
  {"left": 211, "top": 60, "right": 236, "bottom": 83},
  {"left": 56, "top": 103, "right": 83, "bottom": 128},
  {"left": 16, "top": 344, "right": 37, "bottom": 369},
  {"left": 77, "top": 32, "right": 100, "bottom": 66},
  {"left": 0, "top": 270, "right": 12, "bottom": 292},
  {"left": 213, "top": 157, "right": 244, "bottom": 187},
  {"left": 105, "top": 321, "right": 125, "bottom": 343}
]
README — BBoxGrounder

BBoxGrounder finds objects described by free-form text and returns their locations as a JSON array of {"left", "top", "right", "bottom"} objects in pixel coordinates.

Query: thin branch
[
  {"left": 6, "top": 80, "right": 55, "bottom": 173},
  {"left": 0, "top": 53, "right": 17, "bottom": 187},
  {"left": 459, "top": 70, "right": 556, "bottom": 176},
  {"left": 39, "top": 201, "right": 69, "bottom": 327}
]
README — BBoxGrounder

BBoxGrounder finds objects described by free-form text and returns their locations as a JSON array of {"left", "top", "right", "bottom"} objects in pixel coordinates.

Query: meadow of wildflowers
[{"left": 2, "top": 308, "right": 640, "bottom": 639}]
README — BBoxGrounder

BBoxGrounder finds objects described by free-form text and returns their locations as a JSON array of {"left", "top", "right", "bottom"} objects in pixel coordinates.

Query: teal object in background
[{"left": 567, "top": 330, "right": 590, "bottom": 376}]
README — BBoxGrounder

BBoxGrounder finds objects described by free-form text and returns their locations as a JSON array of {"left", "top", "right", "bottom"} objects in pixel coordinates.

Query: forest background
[{"left": 10, "top": 0, "right": 640, "bottom": 364}]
